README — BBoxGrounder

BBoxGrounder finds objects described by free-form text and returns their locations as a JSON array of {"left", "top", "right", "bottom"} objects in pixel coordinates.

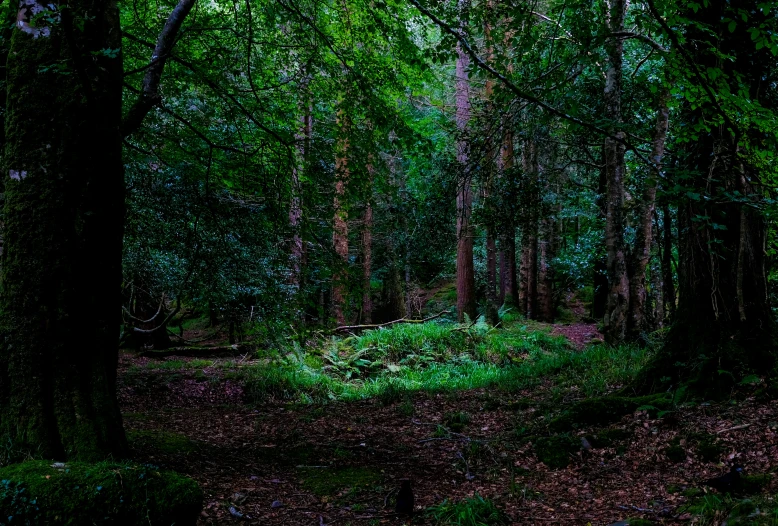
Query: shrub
[
  {"left": 427, "top": 494, "right": 508, "bottom": 525},
  {"left": 0, "top": 460, "right": 202, "bottom": 525}
]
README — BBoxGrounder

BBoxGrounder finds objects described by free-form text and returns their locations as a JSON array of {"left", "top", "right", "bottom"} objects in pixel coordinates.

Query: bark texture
[
  {"left": 332, "top": 110, "right": 350, "bottom": 325},
  {"left": 454, "top": 0, "right": 476, "bottom": 322},
  {"left": 634, "top": 0, "right": 776, "bottom": 394},
  {"left": 602, "top": 0, "right": 629, "bottom": 344},
  {"left": 0, "top": 0, "right": 128, "bottom": 461},
  {"left": 627, "top": 90, "right": 669, "bottom": 339}
]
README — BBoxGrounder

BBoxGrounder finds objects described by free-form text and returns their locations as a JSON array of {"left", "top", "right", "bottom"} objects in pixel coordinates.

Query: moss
[
  {"left": 298, "top": 466, "right": 380, "bottom": 496},
  {"left": 443, "top": 411, "right": 471, "bottom": 432},
  {"left": 533, "top": 435, "right": 579, "bottom": 469},
  {"left": 127, "top": 429, "right": 200, "bottom": 454},
  {"left": 588, "top": 427, "right": 632, "bottom": 448},
  {"left": 694, "top": 436, "right": 723, "bottom": 462},
  {"left": 550, "top": 394, "right": 671, "bottom": 431},
  {"left": 0, "top": 460, "right": 202, "bottom": 525}
]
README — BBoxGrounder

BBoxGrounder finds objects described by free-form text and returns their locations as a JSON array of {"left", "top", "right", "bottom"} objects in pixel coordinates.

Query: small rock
[
  {"left": 232, "top": 492, "right": 247, "bottom": 505},
  {"left": 271, "top": 500, "right": 284, "bottom": 508}
]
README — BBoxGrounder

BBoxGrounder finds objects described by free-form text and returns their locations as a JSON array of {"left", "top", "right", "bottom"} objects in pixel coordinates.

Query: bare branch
[
  {"left": 122, "top": 0, "right": 197, "bottom": 137},
  {"left": 609, "top": 31, "right": 668, "bottom": 53}
]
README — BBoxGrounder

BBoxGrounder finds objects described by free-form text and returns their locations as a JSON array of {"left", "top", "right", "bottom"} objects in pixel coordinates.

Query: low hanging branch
[
  {"left": 333, "top": 310, "right": 452, "bottom": 333},
  {"left": 121, "top": 0, "right": 197, "bottom": 137}
]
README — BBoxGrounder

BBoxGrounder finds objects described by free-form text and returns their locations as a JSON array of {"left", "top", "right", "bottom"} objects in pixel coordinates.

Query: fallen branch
[
  {"left": 716, "top": 423, "right": 751, "bottom": 434},
  {"left": 138, "top": 344, "right": 251, "bottom": 358},
  {"left": 333, "top": 310, "right": 451, "bottom": 333}
]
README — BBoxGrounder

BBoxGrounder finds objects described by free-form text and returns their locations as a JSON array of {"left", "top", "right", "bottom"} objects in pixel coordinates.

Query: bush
[
  {"left": 0, "top": 460, "right": 202, "bottom": 525},
  {"left": 427, "top": 494, "right": 508, "bottom": 525}
]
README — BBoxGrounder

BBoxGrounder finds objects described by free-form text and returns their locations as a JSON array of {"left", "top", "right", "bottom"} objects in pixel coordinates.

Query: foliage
[
  {"left": 426, "top": 494, "right": 509, "bottom": 526},
  {"left": 0, "top": 460, "right": 202, "bottom": 525}
]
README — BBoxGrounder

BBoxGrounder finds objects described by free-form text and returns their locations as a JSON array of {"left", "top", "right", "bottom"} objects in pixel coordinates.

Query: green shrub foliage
[{"left": 0, "top": 460, "right": 202, "bottom": 525}]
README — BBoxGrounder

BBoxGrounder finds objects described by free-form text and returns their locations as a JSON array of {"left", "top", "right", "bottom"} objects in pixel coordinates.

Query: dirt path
[{"left": 118, "top": 353, "right": 778, "bottom": 525}]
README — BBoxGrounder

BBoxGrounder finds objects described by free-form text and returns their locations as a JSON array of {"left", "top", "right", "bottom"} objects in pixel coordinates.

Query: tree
[
  {"left": 454, "top": 0, "right": 476, "bottom": 323},
  {"left": 0, "top": 0, "right": 193, "bottom": 461},
  {"left": 601, "top": 0, "right": 629, "bottom": 345},
  {"left": 634, "top": 0, "right": 778, "bottom": 393}
]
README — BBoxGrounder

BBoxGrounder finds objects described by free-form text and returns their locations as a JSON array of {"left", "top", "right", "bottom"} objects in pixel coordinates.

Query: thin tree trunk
[
  {"left": 650, "top": 219, "right": 664, "bottom": 329},
  {"left": 332, "top": 109, "right": 350, "bottom": 325},
  {"left": 290, "top": 82, "right": 312, "bottom": 293},
  {"left": 519, "top": 139, "right": 539, "bottom": 319},
  {"left": 602, "top": 0, "right": 629, "bottom": 345},
  {"left": 537, "top": 217, "right": 555, "bottom": 322},
  {"left": 627, "top": 89, "right": 670, "bottom": 339},
  {"left": 454, "top": 0, "right": 476, "bottom": 322},
  {"left": 592, "top": 157, "right": 608, "bottom": 319},
  {"left": 0, "top": 0, "right": 128, "bottom": 460},
  {"left": 361, "top": 165, "right": 374, "bottom": 324},
  {"left": 660, "top": 202, "right": 676, "bottom": 322}
]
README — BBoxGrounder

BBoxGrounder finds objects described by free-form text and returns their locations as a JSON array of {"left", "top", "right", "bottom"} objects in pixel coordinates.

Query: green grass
[
  {"left": 427, "top": 494, "right": 509, "bottom": 525},
  {"left": 239, "top": 319, "right": 650, "bottom": 404}
]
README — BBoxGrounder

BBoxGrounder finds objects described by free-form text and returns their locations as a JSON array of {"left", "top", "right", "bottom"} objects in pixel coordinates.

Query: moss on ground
[
  {"left": 298, "top": 466, "right": 381, "bottom": 496},
  {"left": 0, "top": 460, "right": 202, "bottom": 525},
  {"left": 533, "top": 435, "right": 580, "bottom": 469},
  {"left": 550, "top": 394, "right": 671, "bottom": 431},
  {"left": 127, "top": 429, "right": 200, "bottom": 454}
]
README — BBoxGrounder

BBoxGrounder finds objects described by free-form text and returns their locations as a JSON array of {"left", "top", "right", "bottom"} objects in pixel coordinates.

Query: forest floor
[{"left": 118, "top": 314, "right": 778, "bottom": 525}]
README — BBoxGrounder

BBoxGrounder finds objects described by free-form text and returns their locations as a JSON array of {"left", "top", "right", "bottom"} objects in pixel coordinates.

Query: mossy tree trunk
[
  {"left": 635, "top": 0, "right": 777, "bottom": 394},
  {"left": 0, "top": 0, "right": 127, "bottom": 461}
]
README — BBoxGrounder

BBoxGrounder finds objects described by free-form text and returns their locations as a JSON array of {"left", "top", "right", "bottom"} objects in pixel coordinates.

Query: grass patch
[
  {"left": 427, "top": 494, "right": 509, "bottom": 525},
  {"left": 298, "top": 466, "right": 381, "bottom": 497}
]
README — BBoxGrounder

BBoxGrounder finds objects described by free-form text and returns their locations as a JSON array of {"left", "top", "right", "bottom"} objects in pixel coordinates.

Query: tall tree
[
  {"left": 0, "top": 0, "right": 193, "bottom": 460},
  {"left": 627, "top": 89, "right": 670, "bottom": 338},
  {"left": 332, "top": 107, "right": 351, "bottom": 325},
  {"left": 636, "top": 0, "right": 778, "bottom": 392},
  {"left": 454, "top": 0, "right": 476, "bottom": 322},
  {"left": 602, "top": 0, "right": 629, "bottom": 344}
]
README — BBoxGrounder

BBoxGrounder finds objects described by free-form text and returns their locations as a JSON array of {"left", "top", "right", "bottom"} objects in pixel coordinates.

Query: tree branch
[
  {"left": 121, "top": 0, "right": 197, "bottom": 137},
  {"left": 609, "top": 31, "right": 668, "bottom": 53},
  {"left": 406, "top": 0, "right": 657, "bottom": 169}
]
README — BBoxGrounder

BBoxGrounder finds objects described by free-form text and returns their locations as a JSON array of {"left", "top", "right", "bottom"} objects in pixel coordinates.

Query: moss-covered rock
[
  {"left": 550, "top": 394, "right": 671, "bottom": 431},
  {"left": 533, "top": 435, "right": 579, "bottom": 469},
  {"left": 0, "top": 460, "right": 202, "bottom": 525}
]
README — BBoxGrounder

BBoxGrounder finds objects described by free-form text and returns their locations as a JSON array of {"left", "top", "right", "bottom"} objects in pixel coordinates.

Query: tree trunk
[
  {"left": 592, "top": 157, "right": 608, "bottom": 319},
  {"left": 0, "top": 0, "right": 128, "bottom": 461},
  {"left": 497, "top": 128, "right": 515, "bottom": 308},
  {"left": 290, "top": 81, "right": 312, "bottom": 294},
  {"left": 454, "top": 0, "right": 476, "bottom": 323},
  {"left": 627, "top": 90, "right": 670, "bottom": 339},
  {"left": 361, "top": 165, "right": 374, "bottom": 324},
  {"left": 650, "top": 221, "right": 664, "bottom": 329},
  {"left": 660, "top": 202, "right": 676, "bottom": 322},
  {"left": 332, "top": 109, "right": 350, "bottom": 325},
  {"left": 537, "top": 217, "right": 555, "bottom": 322},
  {"left": 602, "top": 0, "right": 629, "bottom": 345},
  {"left": 634, "top": 0, "right": 777, "bottom": 394}
]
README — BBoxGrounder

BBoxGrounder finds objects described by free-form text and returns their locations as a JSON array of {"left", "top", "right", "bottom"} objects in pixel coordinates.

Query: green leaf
[{"left": 728, "top": 20, "right": 736, "bottom": 33}]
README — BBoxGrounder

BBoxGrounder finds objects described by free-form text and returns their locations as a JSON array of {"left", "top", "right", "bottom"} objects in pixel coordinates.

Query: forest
[{"left": 0, "top": 0, "right": 777, "bottom": 523}]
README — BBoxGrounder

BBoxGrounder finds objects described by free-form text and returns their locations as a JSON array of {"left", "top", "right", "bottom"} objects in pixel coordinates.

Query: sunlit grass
[{"left": 239, "top": 319, "right": 651, "bottom": 404}]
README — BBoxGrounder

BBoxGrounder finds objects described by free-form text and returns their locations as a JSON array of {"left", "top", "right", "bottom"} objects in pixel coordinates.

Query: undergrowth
[
  {"left": 239, "top": 318, "right": 651, "bottom": 404},
  {"left": 426, "top": 494, "right": 509, "bottom": 525}
]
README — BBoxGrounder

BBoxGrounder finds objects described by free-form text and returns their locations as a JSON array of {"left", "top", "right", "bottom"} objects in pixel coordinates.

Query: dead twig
[{"left": 333, "top": 310, "right": 451, "bottom": 333}]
